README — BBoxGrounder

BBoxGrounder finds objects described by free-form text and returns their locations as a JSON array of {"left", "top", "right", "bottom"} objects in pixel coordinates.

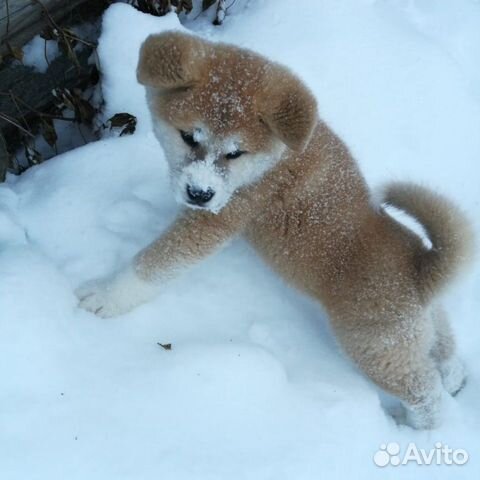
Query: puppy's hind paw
[{"left": 440, "top": 356, "right": 467, "bottom": 397}]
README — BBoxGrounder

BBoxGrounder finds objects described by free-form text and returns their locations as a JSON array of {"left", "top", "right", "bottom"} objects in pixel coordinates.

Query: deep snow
[{"left": 1, "top": 1, "right": 480, "bottom": 479}]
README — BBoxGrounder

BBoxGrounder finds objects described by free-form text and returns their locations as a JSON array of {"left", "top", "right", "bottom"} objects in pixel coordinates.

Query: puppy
[{"left": 77, "top": 32, "right": 474, "bottom": 429}]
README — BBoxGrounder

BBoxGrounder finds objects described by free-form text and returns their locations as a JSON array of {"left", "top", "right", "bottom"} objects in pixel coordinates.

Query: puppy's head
[{"left": 137, "top": 31, "right": 317, "bottom": 213}]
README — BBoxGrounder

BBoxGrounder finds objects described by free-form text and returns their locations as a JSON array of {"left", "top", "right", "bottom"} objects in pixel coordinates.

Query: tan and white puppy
[{"left": 77, "top": 32, "right": 474, "bottom": 429}]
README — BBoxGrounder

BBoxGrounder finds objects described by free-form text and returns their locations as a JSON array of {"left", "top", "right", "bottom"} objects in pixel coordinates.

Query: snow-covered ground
[{"left": 1, "top": 1, "right": 480, "bottom": 478}]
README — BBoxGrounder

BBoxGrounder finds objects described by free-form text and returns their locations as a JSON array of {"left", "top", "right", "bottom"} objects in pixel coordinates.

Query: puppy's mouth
[
  {"left": 186, "top": 199, "right": 209, "bottom": 209},
  {"left": 183, "top": 198, "right": 222, "bottom": 214}
]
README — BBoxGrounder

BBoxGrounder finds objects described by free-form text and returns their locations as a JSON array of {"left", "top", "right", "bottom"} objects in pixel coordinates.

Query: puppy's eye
[
  {"left": 225, "top": 150, "right": 246, "bottom": 160},
  {"left": 180, "top": 130, "right": 198, "bottom": 148}
]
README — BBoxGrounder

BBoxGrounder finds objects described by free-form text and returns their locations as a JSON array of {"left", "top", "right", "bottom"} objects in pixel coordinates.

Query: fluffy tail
[{"left": 383, "top": 182, "right": 474, "bottom": 300}]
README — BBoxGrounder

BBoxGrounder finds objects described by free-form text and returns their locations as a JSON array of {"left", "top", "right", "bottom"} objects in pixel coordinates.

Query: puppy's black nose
[{"left": 186, "top": 185, "right": 215, "bottom": 205}]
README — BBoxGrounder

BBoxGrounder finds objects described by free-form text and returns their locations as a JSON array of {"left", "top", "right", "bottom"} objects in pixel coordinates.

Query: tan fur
[
  {"left": 138, "top": 32, "right": 317, "bottom": 152},
  {"left": 383, "top": 182, "right": 474, "bottom": 302},
  {"left": 137, "top": 32, "right": 206, "bottom": 89},
  {"left": 82, "top": 32, "right": 474, "bottom": 429}
]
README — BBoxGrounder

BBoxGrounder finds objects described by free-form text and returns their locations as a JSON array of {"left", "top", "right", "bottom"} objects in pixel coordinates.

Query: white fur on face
[{"left": 151, "top": 117, "right": 285, "bottom": 214}]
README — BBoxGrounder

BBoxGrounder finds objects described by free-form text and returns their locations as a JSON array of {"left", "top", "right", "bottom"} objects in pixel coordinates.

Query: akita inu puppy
[{"left": 77, "top": 32, "right": 473, "bottom": 429}]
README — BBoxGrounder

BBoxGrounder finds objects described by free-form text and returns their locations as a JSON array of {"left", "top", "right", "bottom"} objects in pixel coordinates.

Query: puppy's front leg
[{"left": 77, "top": 208, "right": 245, "bottom": 317}]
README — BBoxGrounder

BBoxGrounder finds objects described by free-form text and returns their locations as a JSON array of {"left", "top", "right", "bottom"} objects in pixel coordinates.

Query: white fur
[
  {"left": 404, "top": 382, "right": 444, "bottom": 429},
  {"left": 439, "top": 355, "right": 467, "bottom": 395},
  {"left": 76, "top": 264, "right": 159, "bottom": 318},
  {"left": 228, "top": 143, "right": 285, "bottom": 191},
  {"left": 175, "top": 159, "right": 228, "bottom": 214}
]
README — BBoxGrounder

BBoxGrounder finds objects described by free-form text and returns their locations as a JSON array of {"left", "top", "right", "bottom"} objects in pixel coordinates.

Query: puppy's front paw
[
  {"left": 76, "top": 266, "right": 159, "bottom": 318},
  {"left": 76, "top": 279, "right": 126, "bottom": 318}
]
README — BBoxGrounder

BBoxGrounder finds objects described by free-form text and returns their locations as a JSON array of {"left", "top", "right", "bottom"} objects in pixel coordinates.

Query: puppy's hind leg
[
  {"left": 334, "top": 323, "right": 444, "bottom": 429},
  {"left": 430, "top": 306, "right": 467, "bottom": 396},
  {"left": 398, "top": 360, "right": 444, "bottom": 430}
]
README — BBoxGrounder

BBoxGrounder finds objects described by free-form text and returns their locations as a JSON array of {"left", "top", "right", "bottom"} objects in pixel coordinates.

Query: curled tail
[{"left": 383, "top": 182, "right": 474, "bottom": 300}]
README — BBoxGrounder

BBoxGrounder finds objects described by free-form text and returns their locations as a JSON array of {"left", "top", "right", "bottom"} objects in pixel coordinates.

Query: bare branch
[
  {"left": 213, "top": 0, "right": 226, "bottom": 25},
  {"left": 0, "top": 113, "right": 35, "bottom": 138}
]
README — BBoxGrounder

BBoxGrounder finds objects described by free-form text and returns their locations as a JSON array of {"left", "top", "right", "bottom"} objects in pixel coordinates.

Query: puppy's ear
[
  {"left": 137, "top": 31, "right": 206, "bottom": 89},
  {"left": 259, "top": 67, "right": 317, "bottom": 151}
]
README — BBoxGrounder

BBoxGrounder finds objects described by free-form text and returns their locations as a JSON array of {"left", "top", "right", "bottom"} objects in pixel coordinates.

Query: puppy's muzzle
[{"left": 186, "top": 185, "right": 215, "bottom": 206}]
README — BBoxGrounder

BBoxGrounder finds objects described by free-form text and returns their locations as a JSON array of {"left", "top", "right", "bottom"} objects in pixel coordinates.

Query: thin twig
[
  {"left": 226, "top": 0, "right": 237, "bottom": 13},
  {"left": 32, "top": 0, "right": 61, "bottom": 31},
  {"left": 63, "top": 30, "right": 97, "bottom": 49},
  {"left": 0, "top": 92, "right": 76, "bottom": 122},
  {"left": 32, "top": 0, "right": 96, "bottom": 49},
  {"left": 8, "top": 90, "right": 31, "bottom": 131},
  {"left": 0, "top": 1, "right": 30, "bottom": 23},
  {"left": 5, "top": 0, "right": 10, "bottom": 34},
  {"left": 11, "top": 154, "right": 21, "bottom": 175},
  {"left": 193, "top": 0, "right": 216, "bottom": 21},
  {"left": 213, "top": 0, "right": 226, "bottom": 25},
  {"left": 0, "top": 113, "right": 35, "bottom": 138},
  {"left": 76, "top": 122, "right": 87, "bottom": 144},
  {"left": 43, "top": 114, "right": 76, "bottom": 122},
  {"left": 33, "top": 0, "right": 81, "bottom": 69},
  {"left": 43, "top": 38, "right": 51, "bottom": 70}
]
